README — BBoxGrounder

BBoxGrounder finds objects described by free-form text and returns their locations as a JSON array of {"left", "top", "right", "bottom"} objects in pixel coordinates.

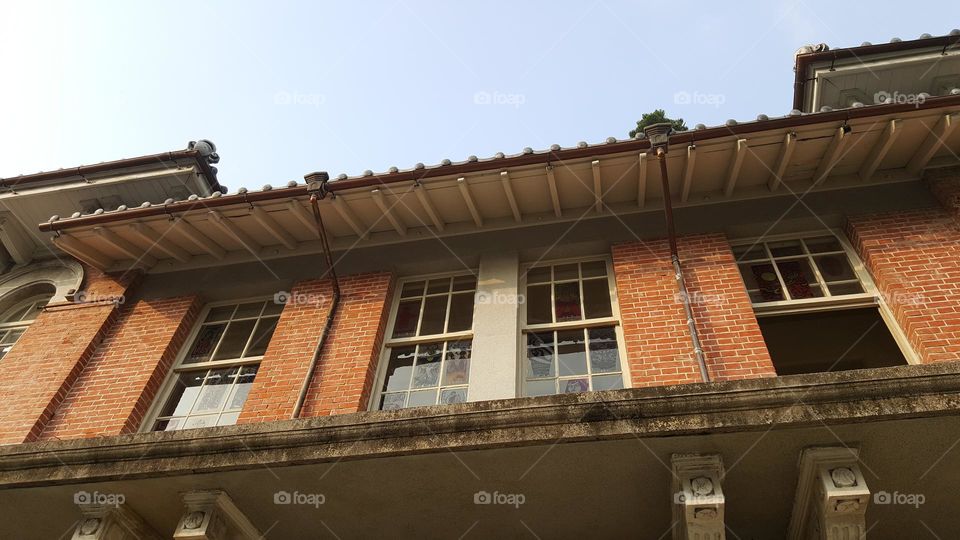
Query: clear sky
[{"left": 2, "top": 1, "right": 958, "bottom": 191}]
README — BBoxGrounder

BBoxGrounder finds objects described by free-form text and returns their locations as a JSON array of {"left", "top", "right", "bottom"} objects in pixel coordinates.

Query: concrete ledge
[{"left": 2, "top": 363, "right": 960, "bottom": 488}]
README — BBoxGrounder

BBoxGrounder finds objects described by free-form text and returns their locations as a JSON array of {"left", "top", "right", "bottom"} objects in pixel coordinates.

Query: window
[
  {"left": 733, "top": 233, "right": 912, "bottom": 374},
  {"left": 0, "top": 285, "right": 54, "bottom": 360},
  {"left": 521, "top": 259, "right": 626, "bottom": 396},
  {"left": 148, "top": 299, "right": 282, "bottom": 431},
  {"left": 734, "top": 235, "right": 866, "bottom": 304},
  {"left": 375, "top": 274, "right": 477, "bottom": 410}
]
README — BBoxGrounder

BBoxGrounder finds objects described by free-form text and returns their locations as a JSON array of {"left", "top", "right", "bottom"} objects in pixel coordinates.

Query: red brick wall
[
  {"left": 0, "top": 267, "right": 138, "bottom": 444},
  {"left": 612, "top": 234, "right": 776, "bottom": 387},
  {"left": 38, "top": 295, "right": 202, "bottom": 440},
  {"left": 239, "top": 272, "right": 394, "bottom": 422},
  {"left": 847, "top": 190, "right": 960, "bottom": 364},
  {"left": 237, "top": 279, "right": 335, "bottom": 423},
  {"left": 300, "top": 272, "right": 393, "bottom": 417}
]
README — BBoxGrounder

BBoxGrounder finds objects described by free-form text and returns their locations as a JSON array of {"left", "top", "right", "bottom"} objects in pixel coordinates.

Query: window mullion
[
  {"left": 802, "top": 240, "right": 833, "bottom": 297},
  {"left": 764, "top": 243, "right": 793, "bottom": 301}
]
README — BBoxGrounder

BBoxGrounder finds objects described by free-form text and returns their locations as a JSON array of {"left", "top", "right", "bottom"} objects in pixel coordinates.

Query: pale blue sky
[{"left": 1, "top": 1, "right": 958, "bottom": 191}]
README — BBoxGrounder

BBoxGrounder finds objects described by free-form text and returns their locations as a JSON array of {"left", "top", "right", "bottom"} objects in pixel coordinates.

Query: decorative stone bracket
[
  {"left": 787, "top": 446, "right": 871, "bottom": 540},
  {"left": 72, "top": 503, "right": 161, "bottom": 540},
  {"left": 173, "top": 490, "right": 262, "bottom": 540},
  {"left": 672, "top": 453, "right": 725, "bottom": 540}
]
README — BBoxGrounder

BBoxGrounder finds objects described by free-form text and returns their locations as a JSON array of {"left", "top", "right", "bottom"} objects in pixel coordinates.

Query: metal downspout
[
  {"left": 292, "top": 172, "right": 342, "bottom": 419},
  {"left": 646, "top": 124, "right": 711, "bottom": 383}
]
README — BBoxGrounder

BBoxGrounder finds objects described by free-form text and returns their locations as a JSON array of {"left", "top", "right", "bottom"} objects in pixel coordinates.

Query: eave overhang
[
  {"left": 36, "top": 96, "right": 960, "bottom": 273},
  {"left": 793, "top": 33, "right": 960, "bottom": 112}
]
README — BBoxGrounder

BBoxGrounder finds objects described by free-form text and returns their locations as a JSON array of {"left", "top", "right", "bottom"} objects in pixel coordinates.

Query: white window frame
[
  {"left": 141, "top": 296, "right": 280, "bottom": 432},
  {"left": 518, "top": 256, "right": 630, "bottom": 396},
  {"left": 369, "top": 271, "right": 478, "bottom": 411},
  {"left": 732, "top": 231, "right": 919, "bottom": 364}
]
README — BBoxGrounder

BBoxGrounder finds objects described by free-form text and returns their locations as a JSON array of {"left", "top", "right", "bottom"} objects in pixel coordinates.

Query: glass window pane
[
  {"left": 182, "top": 415, "right": 218, "bottom": 429},
  {"left": 407, "top": 389, "right": 437, "bottom": 407},
  {"left": 559, "top": 378, "right": 589, "bottom": 394},
  {"left": 740, "top": 263, "right": 784, "bottom": 302},
  {"left": 159, "top": 371, "right": 205, "bottom": 418},
  {"left": 815, "top": 254, "right": 856, "bottom": 282},
  {"left": 732, "top": 244, "right": 766, "bottom": 261},
  {"left": 382, "top": 347, "right": 415, "bottom": 392},
  {"left": 526, "top": 332, "right": 555, "bottom": 378},
  {"left": 588, "top": 327, "right": 621, "bottom": 373},
  {"left": 184, "top": 324, "right": 226, "bottom": 364},
  {"left": 217, "top": 412, "right": 240, "bottom": 426},
  {"left": 525, "top": 379, "right": 555, "bottom": 397},
  {"left": 554, "top": 263, "right": 579, "bottom": 281},
  {"left": 245, "top": 317, "right": 278, "bottom": 357},
  {"left": 2, "top": 329, "right": 24, "bottom": 345},
  {"left": 581, "top": 261, "right": 607, "bottom": 278},
  {"left": 426, "top": 278, "right": 451, "bottom": 295},
  {"left": 582, "top": 279, "right": 612, "bottom": 319},
  {"left": 446, "top": 293, "right": 474, "bottom": 332},
  {"left": 776, "top": 259, "right": 818, "bottom": 300},
  {"left": 380, "top": 393, "right": 406, "bottom": 410},
  {"left": 412, "top": 343, "right": 443, "bottom": 388},
  {"left": 526, "top": 267, "right": 551, "bottom": 284},
  {"left": 554, "top": 282, "right": 582, "bottom": 322},
  {"left": 192, "top": 367, "right": 237, "bottom": 413},
  {"left": 419, "top": 296, "right": 449, "bottom": 335},
  {"left": 212, "top": 319, "right": 256, "bottom": 361},
  {"left": 233, "top": 302, "right": 264, "bottom": 319},
  {"left": 439, "top": 388, "right": 467, "bottom": 405},
  {"left": 805, "top": 236, "right": 843, "bottom": 253},
  {"left": 155, "top": 419, "right": 180, "bottom": 431},
  {"left": 452, "top": 275, "right": 477, "bottom": 291},
  {"left": 262, "top": 301, "right": 285, "bottom": 316},
  {"left": 526, "top": 284, "right": 552, "bottom": 325},
  {"left": 592, "top": 374, "right": 624, "bottom": 391},
  {"left": 227, "top": 365, "right": 258, "bottom": 410},
  {"left": 557, "top": 329, "right": 588, "bottom": 376},
  {"left": 392, "top": 299, "right": 421, "bottom": 338},
  {"left": 442, "top": 340, "right": 472, "bottom": 386},
  {"left": 828, "top": 282, "right": 864, "bottom": 296},
  {"left": 401, "top": 281, "right": 425, "bottom": 298},
  {"left": 768, "top": 240, "right": 803, "bottom": 257},
  {"left": 204, "top": 306, "right": 235, "bottom": 323}
]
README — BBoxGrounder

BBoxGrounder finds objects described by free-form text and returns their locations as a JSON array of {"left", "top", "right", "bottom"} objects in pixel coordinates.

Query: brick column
[
  {"left": 38, "top": 295, "right": 202, "bottom": 440},
  {"left": 847, "top": 204, "right": 960, "bottom": 364},
  {"left": 612, "top": 234, "right": 775, "bottom": 388},
  {"left": 239, "top": 272, "right": 394, "bottom": 423},
  {"left": 0, "top": 267, "right": 138, "bottom": 444}
]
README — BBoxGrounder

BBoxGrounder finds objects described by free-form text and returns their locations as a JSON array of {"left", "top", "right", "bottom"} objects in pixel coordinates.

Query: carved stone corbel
[
  {"left": 672, "top": 453, "right": 725, "bottom": 540},
  {"left": 71, "top": 503, "right": 162, "bottom": 540},
  {"left": 787, "top": 446, "right": 870, "bottom": 540},
  {"left": 173, "top": 490, "right": 261, "bottom": 540}
]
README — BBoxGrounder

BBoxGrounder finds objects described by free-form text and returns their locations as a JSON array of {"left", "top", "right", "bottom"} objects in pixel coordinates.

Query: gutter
[
  {"left": 792, "top": 34, "right": 960, "bottom": 112},
  {"left": 1, "top": 149, "right": 223, "bottom": 194},
  {"left": 37, "top": 93, "right": 960, "bottom": 233}
]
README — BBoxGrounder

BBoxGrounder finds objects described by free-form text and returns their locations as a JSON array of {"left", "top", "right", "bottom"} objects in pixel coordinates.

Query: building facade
[{"left": 1, "top": 33, "right": 960, "bottom": 538}]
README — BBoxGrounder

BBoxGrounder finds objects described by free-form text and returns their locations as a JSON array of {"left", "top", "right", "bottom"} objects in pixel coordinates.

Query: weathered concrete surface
[{"left": 1, "top": 362, "right": 959, "bottom": 489}]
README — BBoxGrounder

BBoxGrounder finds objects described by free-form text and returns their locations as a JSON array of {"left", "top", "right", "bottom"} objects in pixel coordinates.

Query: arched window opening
[{"left": 0, "top": 283, "right": 55, "bottom": 359}]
